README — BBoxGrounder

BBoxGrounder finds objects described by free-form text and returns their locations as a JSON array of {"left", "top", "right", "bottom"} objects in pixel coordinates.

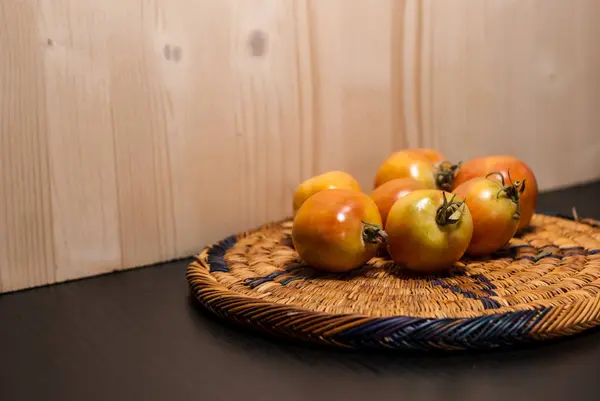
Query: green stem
[
  {"left": 362, "top": 221, "right": 388, "bottom": 245},
  {"left": 435, "top": 192, "right": 466, "bottom": 226},
  {"left": 487, "top": 169, "right": 526, "bottom": 221},
  {"left": 434, "top": 161, "right": 461, "bottom": 191}
]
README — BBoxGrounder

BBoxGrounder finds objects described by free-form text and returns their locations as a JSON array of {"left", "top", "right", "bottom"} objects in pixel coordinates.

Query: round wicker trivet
[{"left": 187, "top": 214, "right": 600, "bottom": 351}]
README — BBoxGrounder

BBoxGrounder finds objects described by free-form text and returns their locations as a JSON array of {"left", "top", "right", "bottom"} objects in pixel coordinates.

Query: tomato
[
  {"left": 369, "top": 178, "right": 428, "bottom": 225},
  {"left": 374, "top": 150, "right": 458, "bottom": 191},
  {"left": 453, "top": 176, "right": 523, "bottom": 256},
  {"left": 404, "top": 148, "right": 446, "bottom": 164},
  {"left": 385, "top": 190, "right": 473, "bottom": 273},
  {"left": 452, "top": 155, "right": 538, "bottom": 230},
  {"left": 292, "top": 189, "right": 385, "bottom": 273},
  {"left": 293, "top": 171, "right": 360, "bottom": 215}
]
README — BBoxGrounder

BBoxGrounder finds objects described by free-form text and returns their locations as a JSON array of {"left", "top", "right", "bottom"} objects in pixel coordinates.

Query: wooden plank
[
  {"left": 40, "top": 1, "right": 122, "bottom": 280},
  {"left": 308, "top": 0, "right": 401, "bottom": 190},
  {"left": 106, "top": 1, "right": 177, "bottom": 267},
  {"left": 155, "top": 0, "right": 313, "bottom": 257},
  {"left": 153, "top": 0, "right": 241, "bottom": 257},
  {"left": 0, "top": 2, "right": 55, "bottom": 292}
]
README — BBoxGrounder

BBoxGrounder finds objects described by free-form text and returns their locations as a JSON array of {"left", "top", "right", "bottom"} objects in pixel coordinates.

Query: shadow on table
[{"left": 186, "top": 294, "right": 600, "bottom": 376}]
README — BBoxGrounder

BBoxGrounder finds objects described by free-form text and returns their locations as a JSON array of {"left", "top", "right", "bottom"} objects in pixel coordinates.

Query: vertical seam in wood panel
[
  {"left": 306, "top": 0, "right": 320, "bottom": 174},
  {"left": 292, "top": 0, "right": 306, "bottom": 178},
  {"left": 414, "top": 0, "right": 424, "bottom": 147},
  {"left": 39, "top": 51, "right": 57, "bottom": 283},
  {"left": 428, "top": 0, "right": 435, "bottom": 148},
  {"left": 161, "top": 100, "right": 177, "bottom": 254},
  {"left": 160, "top": 90, "right": 177, "bottom": 252},
  {"left": 108, "top": 105, "right": 124, "bottom": 268},
  {"left": 142, "top": 24, "right": 165, "bottom": 259},
  {"left": 391, "top": 0, "right": 407, "bottom": 150},
  {"left": 31, "top": 9, "right": 55, "bottom": 283}
]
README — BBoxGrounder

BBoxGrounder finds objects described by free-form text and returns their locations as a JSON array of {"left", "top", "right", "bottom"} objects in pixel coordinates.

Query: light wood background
[{"left": 1, "top": 0, "right": 599, "bottom": 293}]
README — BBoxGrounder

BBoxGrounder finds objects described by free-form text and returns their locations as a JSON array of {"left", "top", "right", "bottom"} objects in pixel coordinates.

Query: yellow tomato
[
  {"left": 293, "top": 171, "right": 361, "bottom": 215},
  {"left": 386, "top": 189, "right": 473, "bottom": 273},
  {"left": 292, "top": 189, "right": 385, "bottom": 273}
]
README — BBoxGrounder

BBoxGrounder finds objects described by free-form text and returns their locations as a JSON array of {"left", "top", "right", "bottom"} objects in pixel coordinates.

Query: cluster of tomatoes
[{"left": 291, "top": 149, "right": 538, "bottom": 274}]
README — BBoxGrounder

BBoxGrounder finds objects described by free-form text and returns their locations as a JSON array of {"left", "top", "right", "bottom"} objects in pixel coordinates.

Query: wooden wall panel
[
  {"left": 405, "top": 0, "right": 600, "bottom": 189},
  {"left": 308, "top": 0, "right": 402, "bottom": 188},
  {"left": 40, "top": 1, "right": 122, "bottom": 280},
  {"left": 1, "top": 0, "right": 599, "bottom": 292},
  {"left": 0, "top": 2, "right": 55, "bottom": 290}
]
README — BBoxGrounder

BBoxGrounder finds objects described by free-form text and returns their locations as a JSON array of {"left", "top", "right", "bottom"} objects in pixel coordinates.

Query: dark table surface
[{"left": 2, "top": 181, "right": 600, "bottom": 401}]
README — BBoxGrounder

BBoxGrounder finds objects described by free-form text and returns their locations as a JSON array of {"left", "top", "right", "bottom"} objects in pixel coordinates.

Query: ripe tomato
[
  {"left": 374, "top": 150, "right": 458, "bottom": 191},
  {"left": 404, "top": 148, "right": 446, "bottom": 164},
  {"left": 369, "top": 178, "right": 428, "bottom": 225},
  {"left": 292, "top": 189, "right": 385, "bottom": 273},
  {"left": 453, "top": 176, "right": 523, "bottom": 256},
  {"left": 452, "top": 155, "right": 538, "bottom": 230},
  {"left": 293, "top": 171, "right": 360, "bottom": 215},
  {"left": 386, "top": 190, "right": 473, "bottom": 273}
]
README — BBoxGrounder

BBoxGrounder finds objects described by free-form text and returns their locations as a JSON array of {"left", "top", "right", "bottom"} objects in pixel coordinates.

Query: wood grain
[
  {"left": 40, "top": 1, "right": 122, "bottom": 280},
  {"left": 0, "top": 1, "right": 55, "bottom": 291},
  {"left": 308, "top": 0, "right": 401, "bottom": 189},
  {"left": 1, "top": 0, "right": 599, "bottom": 292},
  {"left": 405, "top": 0, "right": 600, "bottom": 188}
]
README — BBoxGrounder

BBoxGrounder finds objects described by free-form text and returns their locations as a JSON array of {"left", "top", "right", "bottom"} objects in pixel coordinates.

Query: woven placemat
[{"left": 187, "top": 214, "right": 600, "bottom": 351}]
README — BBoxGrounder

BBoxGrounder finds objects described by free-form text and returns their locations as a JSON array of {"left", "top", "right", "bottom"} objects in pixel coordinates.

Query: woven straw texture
[{"left": 187, "top": 214, "right": 600, "bottom": 351}]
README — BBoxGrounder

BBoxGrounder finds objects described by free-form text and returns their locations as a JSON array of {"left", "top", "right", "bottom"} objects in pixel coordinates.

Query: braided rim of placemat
[{"left": 186, "top": 214, "right": 600, "bottom": 351}]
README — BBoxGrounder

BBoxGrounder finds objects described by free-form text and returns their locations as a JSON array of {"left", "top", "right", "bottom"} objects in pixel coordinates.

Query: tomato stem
[
  {"left": 434, "top": 161, "right": 461, "bottom": 191},
  {"left": 362, "top": 221, "right": 388, "bottom": 245},
  {"left": 436, "top": 192, "right": 466, "bottom": 226},
  {"left": 486, "top": 169, "right": 526, "bottom": 221}
]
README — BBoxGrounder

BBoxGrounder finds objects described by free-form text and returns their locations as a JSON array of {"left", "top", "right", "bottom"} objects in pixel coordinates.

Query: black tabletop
[{"left": 2, "top": 181, "right": 600, "bottom": 401}]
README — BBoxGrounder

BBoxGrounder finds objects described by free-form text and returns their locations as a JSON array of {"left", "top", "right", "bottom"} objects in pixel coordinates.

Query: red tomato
[
  {"left": 369, "top": 178, "right": 428, "bottom": 225},
  {"left": 385, "top": 189, "right": 473, "bottom": 273},
  {"left": 292, "top": 189, "right": 385, "bottom": 273},
  {"left": 453, "top": 155, "right": 538, "bottom": 230},
  {"left": 374, "top": 150, "right": 458, "bottom": 191},
  {"left": 453, "top": 176, "right": 523, "bottom": 256}
]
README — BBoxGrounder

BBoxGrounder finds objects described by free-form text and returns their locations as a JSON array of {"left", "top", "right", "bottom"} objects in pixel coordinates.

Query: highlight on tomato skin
[
  {"left": 385, "top": 189, "right": 473, "bottom": 273},
  {"left": 292, "top": 188, "right": 386, "bottom": 273},
  {"left": 452, "top": 155, "right": 538, "bottom": 230},
  {"left": 369, "top": 178, "right": 428, "bottom": 226},
  {"left": 453, "top": 176, "right": 522, "bottom": 256},
  {"left": 373, "top": 149, "right": 460, "bottom": 192},
  {"left": 374, "top": 152, "right": 436, "bottom": 189},
  {"left": 292, "top": 171, "right": 361, "bottom": 215}
]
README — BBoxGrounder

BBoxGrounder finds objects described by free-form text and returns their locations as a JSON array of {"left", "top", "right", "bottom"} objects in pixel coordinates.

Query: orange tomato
[
  {"left": 453, "top": 177, "right": 523, "bottom": 256},
  {"left": 293, "top": 171, "right": 360, "bottom": 215},
  {"left": 369, "top": 178, "right": 428, "bottom": 225},
  {"left": 452, "top": 155, "right": 538, "bottom": 230},
  {"left": 374, "top": 150, "right": 458, "bottom": 191},
  {"left": 292, "top": 189, "right": 385, "bottom": 273},
  {"left": 404, "top": 148, "right": 446, "bottom": 164},
  {"left": 386, "top": 190, "right": 473, "bottom": 273}
]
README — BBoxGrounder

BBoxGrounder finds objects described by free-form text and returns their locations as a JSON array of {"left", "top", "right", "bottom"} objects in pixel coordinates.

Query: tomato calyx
[
  {"left": 486, "top": 170, "right": 526, "bottom": 221},
  {"left": 361, "top": 221, "right": 388, "bottom": 245},
  {"left": 435, "top": 192, "right": 467, "bottom": 226},
  {"left": 434, "top": 161, "right": 461, "bottom": 191}
]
